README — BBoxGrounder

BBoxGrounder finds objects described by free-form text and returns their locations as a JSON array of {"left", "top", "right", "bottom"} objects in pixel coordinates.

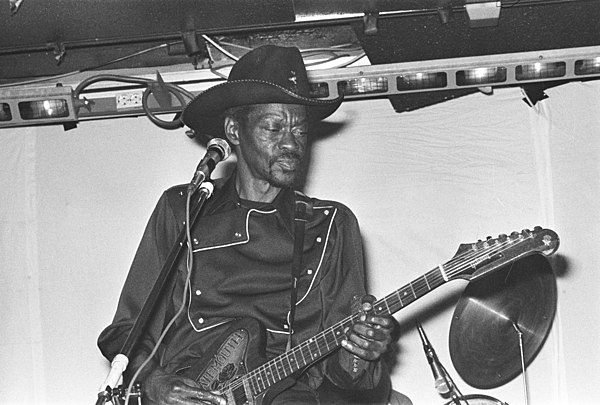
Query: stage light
[
  {"left": 456, "top": 67, "right": 507, "bottom": 86},
  {"left": 337, "top": 77, "right": 388, "bottom": 96},
  {"left": 19, "top": 99, "right": 70, "bottom": 120},
  {"left": 397, "top": 72, "right": 447, "bottom": 91},
  {"left": 0, "top": 86, "right": 78, "bottom": 128},
  {"left": 516, "top": 61, "right": 566, "bottom": 80},
  {"left": 575, "top": 57, "right": 600, "bottom": 75},
  {"left": 309, "top": 82, "right": 330, "bottom": 98}
]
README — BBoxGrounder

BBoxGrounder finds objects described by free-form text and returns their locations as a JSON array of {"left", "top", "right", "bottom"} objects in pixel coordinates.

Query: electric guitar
[{"left": 181, "top": 227, "right": 560, "bottom": 405}]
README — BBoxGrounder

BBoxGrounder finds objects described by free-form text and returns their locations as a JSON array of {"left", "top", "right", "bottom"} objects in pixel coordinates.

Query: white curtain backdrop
[{"left": 1, "top": 81, "right": 598, "bottom": 404}]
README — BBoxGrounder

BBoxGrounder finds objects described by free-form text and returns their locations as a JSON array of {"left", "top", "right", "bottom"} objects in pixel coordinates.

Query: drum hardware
[
  {"left": 449, "top": 254, "right": 557, "bottom": 405},
  {"left": 417, "top": 321, "right": 508, "bottom": 405}
]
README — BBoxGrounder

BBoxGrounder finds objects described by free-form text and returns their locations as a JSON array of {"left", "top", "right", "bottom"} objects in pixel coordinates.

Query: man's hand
[
  {"left": 144, "top": 367, "right": 226, "bottom": 405},
  {"left": 341, "top": 296, "right": 395, "bottom": 362}
]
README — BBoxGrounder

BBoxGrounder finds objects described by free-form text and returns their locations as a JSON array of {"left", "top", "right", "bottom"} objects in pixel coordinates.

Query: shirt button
[
  {"left": 307, "top": 269, "right": 313, "bottom": 275},
  {"left": 316, "top": 236, "right": 322, "bottom": 243},
  {"left": 198, "top": 318, "right": 205, "bottom": 324},
  {"left": 195, "top": 290, "right": 202, "bottom": 296},
  {"left": 324, "top": 210, "right": 330, "bottom": 216},
  {"left": 283, "top": 324, "right": 289, "bottom": 330},
  {"left": 234, "top": 232, "right": 242, "bottom": 238}
]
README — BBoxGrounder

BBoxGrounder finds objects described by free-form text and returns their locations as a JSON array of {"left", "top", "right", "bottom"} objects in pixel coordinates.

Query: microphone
[
  {"left": 188, "top": 138, "right": 231, "bottom": 193},
  {"left": 416, "top": 321, "right": 450, "bottom": 396}
]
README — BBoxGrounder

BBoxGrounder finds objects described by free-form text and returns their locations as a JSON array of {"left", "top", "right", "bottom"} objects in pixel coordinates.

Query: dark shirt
[{"left": 98, "top": 173, "right": 388, "bottom": 395}]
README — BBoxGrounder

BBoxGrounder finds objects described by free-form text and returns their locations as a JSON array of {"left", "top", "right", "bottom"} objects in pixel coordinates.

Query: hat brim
[{"left": 182, "top": 79, "right": 343, "bottom": 138}]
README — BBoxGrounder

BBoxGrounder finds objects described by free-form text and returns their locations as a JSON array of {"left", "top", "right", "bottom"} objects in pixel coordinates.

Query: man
[{"left": 98, "top": 45, "right": 396, "bottom": 404}]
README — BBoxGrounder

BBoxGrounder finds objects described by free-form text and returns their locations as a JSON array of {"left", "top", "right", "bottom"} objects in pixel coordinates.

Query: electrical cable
[
  {"left": 0, "top": 42, "right": 178, "bottom": 89},
  {"left": 124, "top": 188, "right": 198, "bottom": 404},
  {"left": 202, "top": 35, "right": 239, "bottom": 62},
  {"left": 73, "top": 73, "right": 196, "bottom": 130}
]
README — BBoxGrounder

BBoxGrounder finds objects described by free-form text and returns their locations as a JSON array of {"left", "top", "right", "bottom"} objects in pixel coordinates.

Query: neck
[{"left": 235, "top": 173, "right": 282, "bottom": 203}]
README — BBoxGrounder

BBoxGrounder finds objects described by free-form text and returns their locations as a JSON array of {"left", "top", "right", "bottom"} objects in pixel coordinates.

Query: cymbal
[{"left": 449, "top": 253, "right": 557, "bottom": 389}]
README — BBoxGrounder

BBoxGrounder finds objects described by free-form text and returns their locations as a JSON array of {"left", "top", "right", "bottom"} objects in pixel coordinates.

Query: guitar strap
[{"left": 287, "top": 197, "right": 313, "bottom": 352}]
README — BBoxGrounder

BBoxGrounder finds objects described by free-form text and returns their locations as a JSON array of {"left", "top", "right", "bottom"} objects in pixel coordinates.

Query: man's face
[{"left": 232, "top": 103, "right": 309, "bottom": 188}]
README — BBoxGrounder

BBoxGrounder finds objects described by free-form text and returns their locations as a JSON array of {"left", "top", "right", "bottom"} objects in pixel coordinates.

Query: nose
[{"left": 278, "top": 128, "right": 300, "bottom": 151}]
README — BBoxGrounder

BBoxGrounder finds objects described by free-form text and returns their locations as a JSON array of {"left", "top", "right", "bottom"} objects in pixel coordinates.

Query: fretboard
[{"left": 240, "top": 266, "right": 448, "bottom": 396}]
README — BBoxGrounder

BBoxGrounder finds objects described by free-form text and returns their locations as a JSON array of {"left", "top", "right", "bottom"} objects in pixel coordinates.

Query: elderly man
[{"left": 98, "top": 45, "right": 396, "bottom": 404}]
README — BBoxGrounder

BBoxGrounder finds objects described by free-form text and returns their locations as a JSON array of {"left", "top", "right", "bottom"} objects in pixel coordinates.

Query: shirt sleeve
[
  {"left": 317, "top": 203, "right": 392, "bottom": 393},
  {"left": 97, "top": 190, "right": 182, "bottom": 379}
]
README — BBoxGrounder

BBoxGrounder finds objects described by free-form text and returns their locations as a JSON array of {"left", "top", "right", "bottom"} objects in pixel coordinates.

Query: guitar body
[{"left": 180, "top": 318, "right": 295, "bottom": 405}]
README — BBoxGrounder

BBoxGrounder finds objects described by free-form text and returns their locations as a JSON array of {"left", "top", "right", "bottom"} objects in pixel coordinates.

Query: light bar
[
  {"left": 397, "top": 72, "right": 447, "bottom": 91},
  {"left": 18, "top": 45, "right": 594, "bottom": 125},
  {"left": 0, "top": 86, "right": 77, "bottom": 128},
  {"left": 516, "top": 62, "right": 566, "bottom": 80},
  {"left": 456, "top": 67, "right": 507, "bottom": 86},
  {"left": 575, "top": 57, "right": 600, "bottom": 75},
  {"left": 309, "top": 82, "right": 330, "bottom": 98},
  {"left": 337, "top": 77, "right": 388, "bottom": 96}
]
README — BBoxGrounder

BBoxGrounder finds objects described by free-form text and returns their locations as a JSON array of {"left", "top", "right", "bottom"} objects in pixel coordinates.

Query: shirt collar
[{"left": 207, "top": 170, "right": 297, "bottom": 235}]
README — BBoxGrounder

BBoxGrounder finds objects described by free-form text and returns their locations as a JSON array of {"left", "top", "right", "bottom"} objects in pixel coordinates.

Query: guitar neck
[
  {"left": 241, "top": 266, "right": 447, "bottom": 396},
  {"left": 228, "top": 227, "right": 560, "bottom": 400}
]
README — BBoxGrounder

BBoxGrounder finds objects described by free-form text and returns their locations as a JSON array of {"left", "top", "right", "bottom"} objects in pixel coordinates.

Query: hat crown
[
  {"left": 228, "top": 45, "right": 310, "bottom": 97},
  {"left": 181, "top": 45, "right": 342, "bottom": 137}
]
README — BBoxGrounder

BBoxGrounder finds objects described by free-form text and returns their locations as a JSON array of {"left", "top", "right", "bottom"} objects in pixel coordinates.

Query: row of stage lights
[
  {"left": 1, "top": 56, "right": 599, "bottom": 127},
  {"left": 310, "top": 56, "right": 600, "bottom": 97}
]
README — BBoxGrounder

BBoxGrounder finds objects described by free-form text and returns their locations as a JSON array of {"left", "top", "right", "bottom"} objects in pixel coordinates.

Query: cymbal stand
[{"left": 513, "top": 322, "right": 529, "bottom": 405}]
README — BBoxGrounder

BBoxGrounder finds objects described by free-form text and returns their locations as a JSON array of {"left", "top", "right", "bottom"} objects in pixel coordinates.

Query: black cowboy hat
[{"left": 181, "top": 45, "right": 343, "bottom": 137}]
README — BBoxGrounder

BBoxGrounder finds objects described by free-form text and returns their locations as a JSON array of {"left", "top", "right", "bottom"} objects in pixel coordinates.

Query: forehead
[{"left": 246, "top": 103, "right": 309, "bottom": 120}]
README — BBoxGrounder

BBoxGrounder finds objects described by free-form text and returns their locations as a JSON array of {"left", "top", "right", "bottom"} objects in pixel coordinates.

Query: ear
[{"left": 224, "top": 116, "right": 240, "bottom": 146}]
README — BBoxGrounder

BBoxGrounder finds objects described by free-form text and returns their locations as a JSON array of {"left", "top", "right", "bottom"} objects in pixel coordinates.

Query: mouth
[
  {"left": 275, "top": 159, "right": 298, "bottom": 171},
  {"left": 274, "top": 154, "right": 301, "bottom": 171}
]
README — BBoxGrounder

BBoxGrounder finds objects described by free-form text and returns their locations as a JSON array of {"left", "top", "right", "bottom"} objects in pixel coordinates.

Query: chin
[{"left": 269, "top": 171, "right": 297, "bottom": 188}]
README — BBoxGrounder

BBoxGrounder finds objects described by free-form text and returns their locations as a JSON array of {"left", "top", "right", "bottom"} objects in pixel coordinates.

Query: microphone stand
[
  {"left": 416, "top": 321, "right": 509, "bottom": 405},
  {"left": 96, "top": 183, "right": 214, "bottom": 405}
]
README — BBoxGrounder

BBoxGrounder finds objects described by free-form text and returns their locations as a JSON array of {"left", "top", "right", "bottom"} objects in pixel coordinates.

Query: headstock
[{"left": 450, "top": 226, "right": 559, "bottom": 282}]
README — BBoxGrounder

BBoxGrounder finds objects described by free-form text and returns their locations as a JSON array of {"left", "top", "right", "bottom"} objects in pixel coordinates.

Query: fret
[
  {"left": 423, "top": 273, "right": 431, "bottom": 290},
  {"left": 284, "top": 352, "right": 294, "bottom": 374},
  {"left": 409, "top": 282, "right": 417, "bottom": 299},
  {"left": 307, "top": 337, "right": 321, "bottom": 360},
  {"left": 264, "top": 366, "right": 274, "bottom": 386},
  {"left": 414, "top": 277, "right": 427, "bottom": 295},
  {"left": 256, "top": 369, "right": 266, "bottom": 392},
  {"left": 376, "top": 297, "right": 391, "bottom": 315},
  {"left": 322, "top": 332, "right": 331, "bottom": 351},
  {"left": 399, "top": 287, "right": 412, "bottom": 304},
  {"left": 325, "top": 327, "right": 338, "bottom": 349},
  {"left": 273, "top": 358, "right": 282, "bottom": 381},
  {"left": 395, "top": 289, "right": 404, "bottom": 308},
  {"left": 291, "top": 348, "right": 300, "bottom": 369},
  {"left": 332, "top": 326, "right": 344, "bottom": 345},
  {"left": 249, "top": 374, "right": 258, "bottom": 396},
  {"left": 297, "top": 344, "right": 307, "bottom": 366}
]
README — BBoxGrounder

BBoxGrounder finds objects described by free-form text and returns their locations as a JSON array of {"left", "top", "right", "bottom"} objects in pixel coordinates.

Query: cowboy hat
[{"left": 181, "top": 45, "right": 343, "bottom": 137}]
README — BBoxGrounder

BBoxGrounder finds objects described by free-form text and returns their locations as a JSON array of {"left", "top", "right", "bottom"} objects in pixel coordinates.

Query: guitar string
[
  {"left": 380, "top": 236, "right": 532, "bottom": 313},
  {"left": 224, "top": 233, "right": 534, "bottom": 394},
  {"left": 225, "top": 234, "right": 533, "bottom": 394},
  {"left": 231, "top": 235, "right": 533, "bottom": 394}
]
